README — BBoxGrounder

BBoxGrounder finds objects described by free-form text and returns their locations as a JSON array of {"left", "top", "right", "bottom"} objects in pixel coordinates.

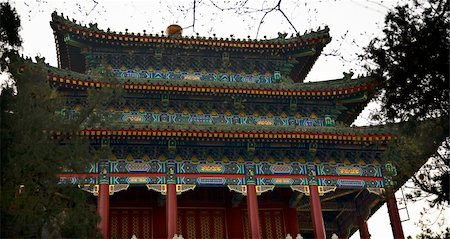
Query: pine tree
[
  {"left": 362, "top": 1, "right": 449, "bottom": 236},
  {"left": 1, "top": 3, "right": 101, "bottom": 238}
]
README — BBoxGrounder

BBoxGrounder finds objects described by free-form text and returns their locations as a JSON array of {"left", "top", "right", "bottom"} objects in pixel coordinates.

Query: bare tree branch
[
  {"left": 193, "top": 0, "right": 196, "bottom": 33},
  {"left": 207, "top": 0, "right": 300, "bottom": 38},
  {"left": 278, "top": 7, "right": 297, "bottom": 33},
  {"left": 255, "top": 1, "right": 278, "bottom": 38}
]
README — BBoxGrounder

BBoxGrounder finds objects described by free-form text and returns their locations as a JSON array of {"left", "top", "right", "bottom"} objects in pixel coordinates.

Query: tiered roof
[
  {"left": 46, "top": 65, "right": 379, "bottom": 125},
  {"left": 50, "top": 12, "right": 331, "bottom": 83},
  {"left": 40, "top": 12, "right": 382, "bottom": 140}
]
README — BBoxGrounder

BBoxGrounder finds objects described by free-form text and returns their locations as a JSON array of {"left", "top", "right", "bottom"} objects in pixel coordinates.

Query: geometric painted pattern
[
  {"left": 118, "top": 111, "right": 334, "bottom": 127},
  {"left": 112, "top": 68, "right": 275, "bottom": 84}
]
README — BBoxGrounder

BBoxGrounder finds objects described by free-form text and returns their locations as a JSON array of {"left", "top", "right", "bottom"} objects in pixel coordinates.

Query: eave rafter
[
  {"left": 74, "top": 128, "right": 393, "bottom": 144},
  {"left": 47, "top": 72, "right": 378, "bottom": 100}
]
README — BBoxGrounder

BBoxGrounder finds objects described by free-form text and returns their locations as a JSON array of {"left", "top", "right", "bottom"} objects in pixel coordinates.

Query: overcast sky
[{"left": 6, "top": 0, "right": 449, "bottom": 238}]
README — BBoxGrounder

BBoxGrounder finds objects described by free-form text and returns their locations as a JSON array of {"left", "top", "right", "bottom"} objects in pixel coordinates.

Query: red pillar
[
  {"left": 386, "top": 190, "right": 405, "bottom": 239},
  {"left": 153, "top": 203, "right": 167, "bottom": 238},
  {"left": 285, "top": 207, "right": 299, "bottom": 236},
  {"left": 97, "top": 184, "right": 110, "bottom": 239},
  {"left": 227, "top": 207, "right": 244, "bottom": 239},
  {"left": 166, "top": 184, "right": 177, "bottom": 239},
  {"left": 357, "top": 215, "right": 370, "bottom": 239},
  {"left": 246, "top": 184, "right": 261, "bottom": 239},
  {"left": 309, "top": 185, "right": 326, "bottom": 239}
]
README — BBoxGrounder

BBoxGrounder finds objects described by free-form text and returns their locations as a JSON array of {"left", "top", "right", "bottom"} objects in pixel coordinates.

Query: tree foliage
[
  {"left": 0, "top": 2, "right": 21, "bottom": 47},
  {"left": 0, "top": 60, "right": 102, "bottom": 239},
  {"left": 382, "top": 117, "right": 449, "bottom": 206},
  {"left": 0, "top": 1, "right": 21, "bottom": 72},
  {"left": 0, "top": 3, "right": 101, "bottom": 238},
  {"left": 363, "top": 0, "right": 449, "bottom": 122},
  {"left": 408, "top": 139, "right": 449, "bottom": 207},
  {"left": 362, "top": 0, "right": 449, "bottom": 234},
  {"left": 407, "top": 227, "right": 450, "bottom": 239}
]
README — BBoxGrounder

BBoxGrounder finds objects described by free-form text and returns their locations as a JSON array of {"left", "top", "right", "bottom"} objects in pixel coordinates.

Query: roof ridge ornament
[
  {"left": 277, "top": 32, "right": 288, "bottom": 39},
  {"left": 343, "top": 71, "right": 354, "bottom": 80},
  {"left": 166, "top": 24, "right": 182, "bottom": 38}
]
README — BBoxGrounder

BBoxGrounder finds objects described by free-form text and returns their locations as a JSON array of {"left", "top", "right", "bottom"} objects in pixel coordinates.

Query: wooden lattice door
[
  {"left": 110, "top": 208, "right": 152, "bottom": 239},
  {"left": 243, "top": 209, "right": 285, "bottom": 239},
  {"left": 177, "top": 208, "right": 226, "bottom": 239}
]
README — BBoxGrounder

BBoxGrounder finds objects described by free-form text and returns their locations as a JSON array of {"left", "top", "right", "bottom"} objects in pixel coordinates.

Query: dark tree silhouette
[
  {"left": 1, "top": 2, "right": 102, "bottom": 238},
  {"left": 0, "top": 1, "right": 21, "bottom": 72},
  {"left": 362, "top": 0, "right": 449, "bottom": 234},
  {"left": 363, "top": 0, "right": 449, "bottom": 122}
]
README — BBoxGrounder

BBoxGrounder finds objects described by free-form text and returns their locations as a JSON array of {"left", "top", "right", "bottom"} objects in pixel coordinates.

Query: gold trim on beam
[
  {"left": 79, "top": 184, "right": 99, "bottom": 196},
  {"left": 146, "top": 184, "right": 167, "bottom": 195},
  {"left": 228, "top": 185, "right": 247, "bottom": 196},
  {"left": 176, "top": 184, "right": 196, "bottom": 195},
  {"left": 367, "top": 187, "right": 385, "bottom": 197},
  {"left": 109, "top": 184, "right": 129, "bottom": 195},
  {"left": 290, "top": 185, "right": 310, "bottom": 196},
  {"left": 318, "top": 186, "right": 337, "bottom": 196},
  {"left": 256, "top": 185, "right": 275, "bottom": 195}
]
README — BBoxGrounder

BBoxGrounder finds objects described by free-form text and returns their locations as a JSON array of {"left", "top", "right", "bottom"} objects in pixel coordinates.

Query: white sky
[{"left": 6, "top": 0, "right": 449, "bottom": 238}]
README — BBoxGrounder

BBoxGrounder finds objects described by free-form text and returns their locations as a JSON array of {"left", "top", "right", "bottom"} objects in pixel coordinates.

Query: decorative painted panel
[
  {"left": 256, "top": 178, "right": 308, "bottom": 186},
  {"left": 110, "top": 160, "right": 165, "bottom": 173},
  {"left": 59, "top": 161, "right": 390, "bottom": 190},
  {"left": 318, "top": 178, "right": 384, "bottom": 188},
  {"left": 316, "top": 164, "right": 382, "bottom": 177},
  {"left": 176, "top": 161, "right": 244, "bottom": 174},
  {"left": 110, "top": 176, "right": 166, "bottom": 185},
  {"left": 177, "top": 177, "right": 245, "bottom": 186},
  {"left": 119, "top": 111, "right": 335, "bottom": 127},
  {"left": 113, "top": 68, "right": 276, "bottom": 84},
  {"left": 255, "top": 162, "right": 307, "bottom": 175}
]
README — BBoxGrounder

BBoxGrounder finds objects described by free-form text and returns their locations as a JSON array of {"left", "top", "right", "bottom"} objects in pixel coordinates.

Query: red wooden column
[
  {"left": 153, "top": 202, "right": 167, "bottom": 239},
  {"left": 285, "top": 207, "right": 299, "bottom": 236},
  {"left": 309, "top": 184, "right": 326, "bottom": 239},
  {"left": 357, "top": 215, "right": 370, "bottom": 239},
  {"left": 97, "top": 183, "right": 110, "bottom": 239},
  {"left": 246, "top": 184, "right": 261, "bottom": 239},
  {"left": 166, "top": 183, "right": 177, "bottom": 239},
  {"left": 227, "top": 207, "right": 244, "bottom": 239},
  {"left": 386, "top": 189, "right": 405, "bottom": 239}
]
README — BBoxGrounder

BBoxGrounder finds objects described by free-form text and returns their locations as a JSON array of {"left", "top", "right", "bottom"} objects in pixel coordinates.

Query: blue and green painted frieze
[
  {"left": 113, "top": 68, "right": 278, "bottom": 84},
  {"left": 317, "top": 178, "right": 384, "bottom": 188},
  {"left": 118, "top": 111, "right": 335, "bottom": 127},
  {"left": 72, "top": 160, "right": 390, "bottom": 189},
  {"left": 110, "top": 160, "right": 166, "bottom": 173},
  {"left": 316, "top": 164, "right": 383, "bottom": 177},
  {"left": 110, "top": 176, "right": 166, "bottom": 185}
]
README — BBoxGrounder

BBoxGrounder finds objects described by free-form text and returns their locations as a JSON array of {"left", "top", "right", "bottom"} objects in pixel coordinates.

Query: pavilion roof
[
  {"left": 50, "top": 11, "right": 330, "bottom": 51},
  {"left": 50, "top": 12, "right": 331, "bottom": 82}
]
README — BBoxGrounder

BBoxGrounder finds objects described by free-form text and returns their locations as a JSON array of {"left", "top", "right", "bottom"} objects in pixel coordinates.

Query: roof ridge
[{"left": 51, "top": 11, "right": 330, "bottom": 44}]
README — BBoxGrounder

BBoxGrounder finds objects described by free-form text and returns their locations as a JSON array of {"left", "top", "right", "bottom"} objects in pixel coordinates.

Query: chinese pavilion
[{"left": 45, "top": 12, "right": 409, "bottom": 239}]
